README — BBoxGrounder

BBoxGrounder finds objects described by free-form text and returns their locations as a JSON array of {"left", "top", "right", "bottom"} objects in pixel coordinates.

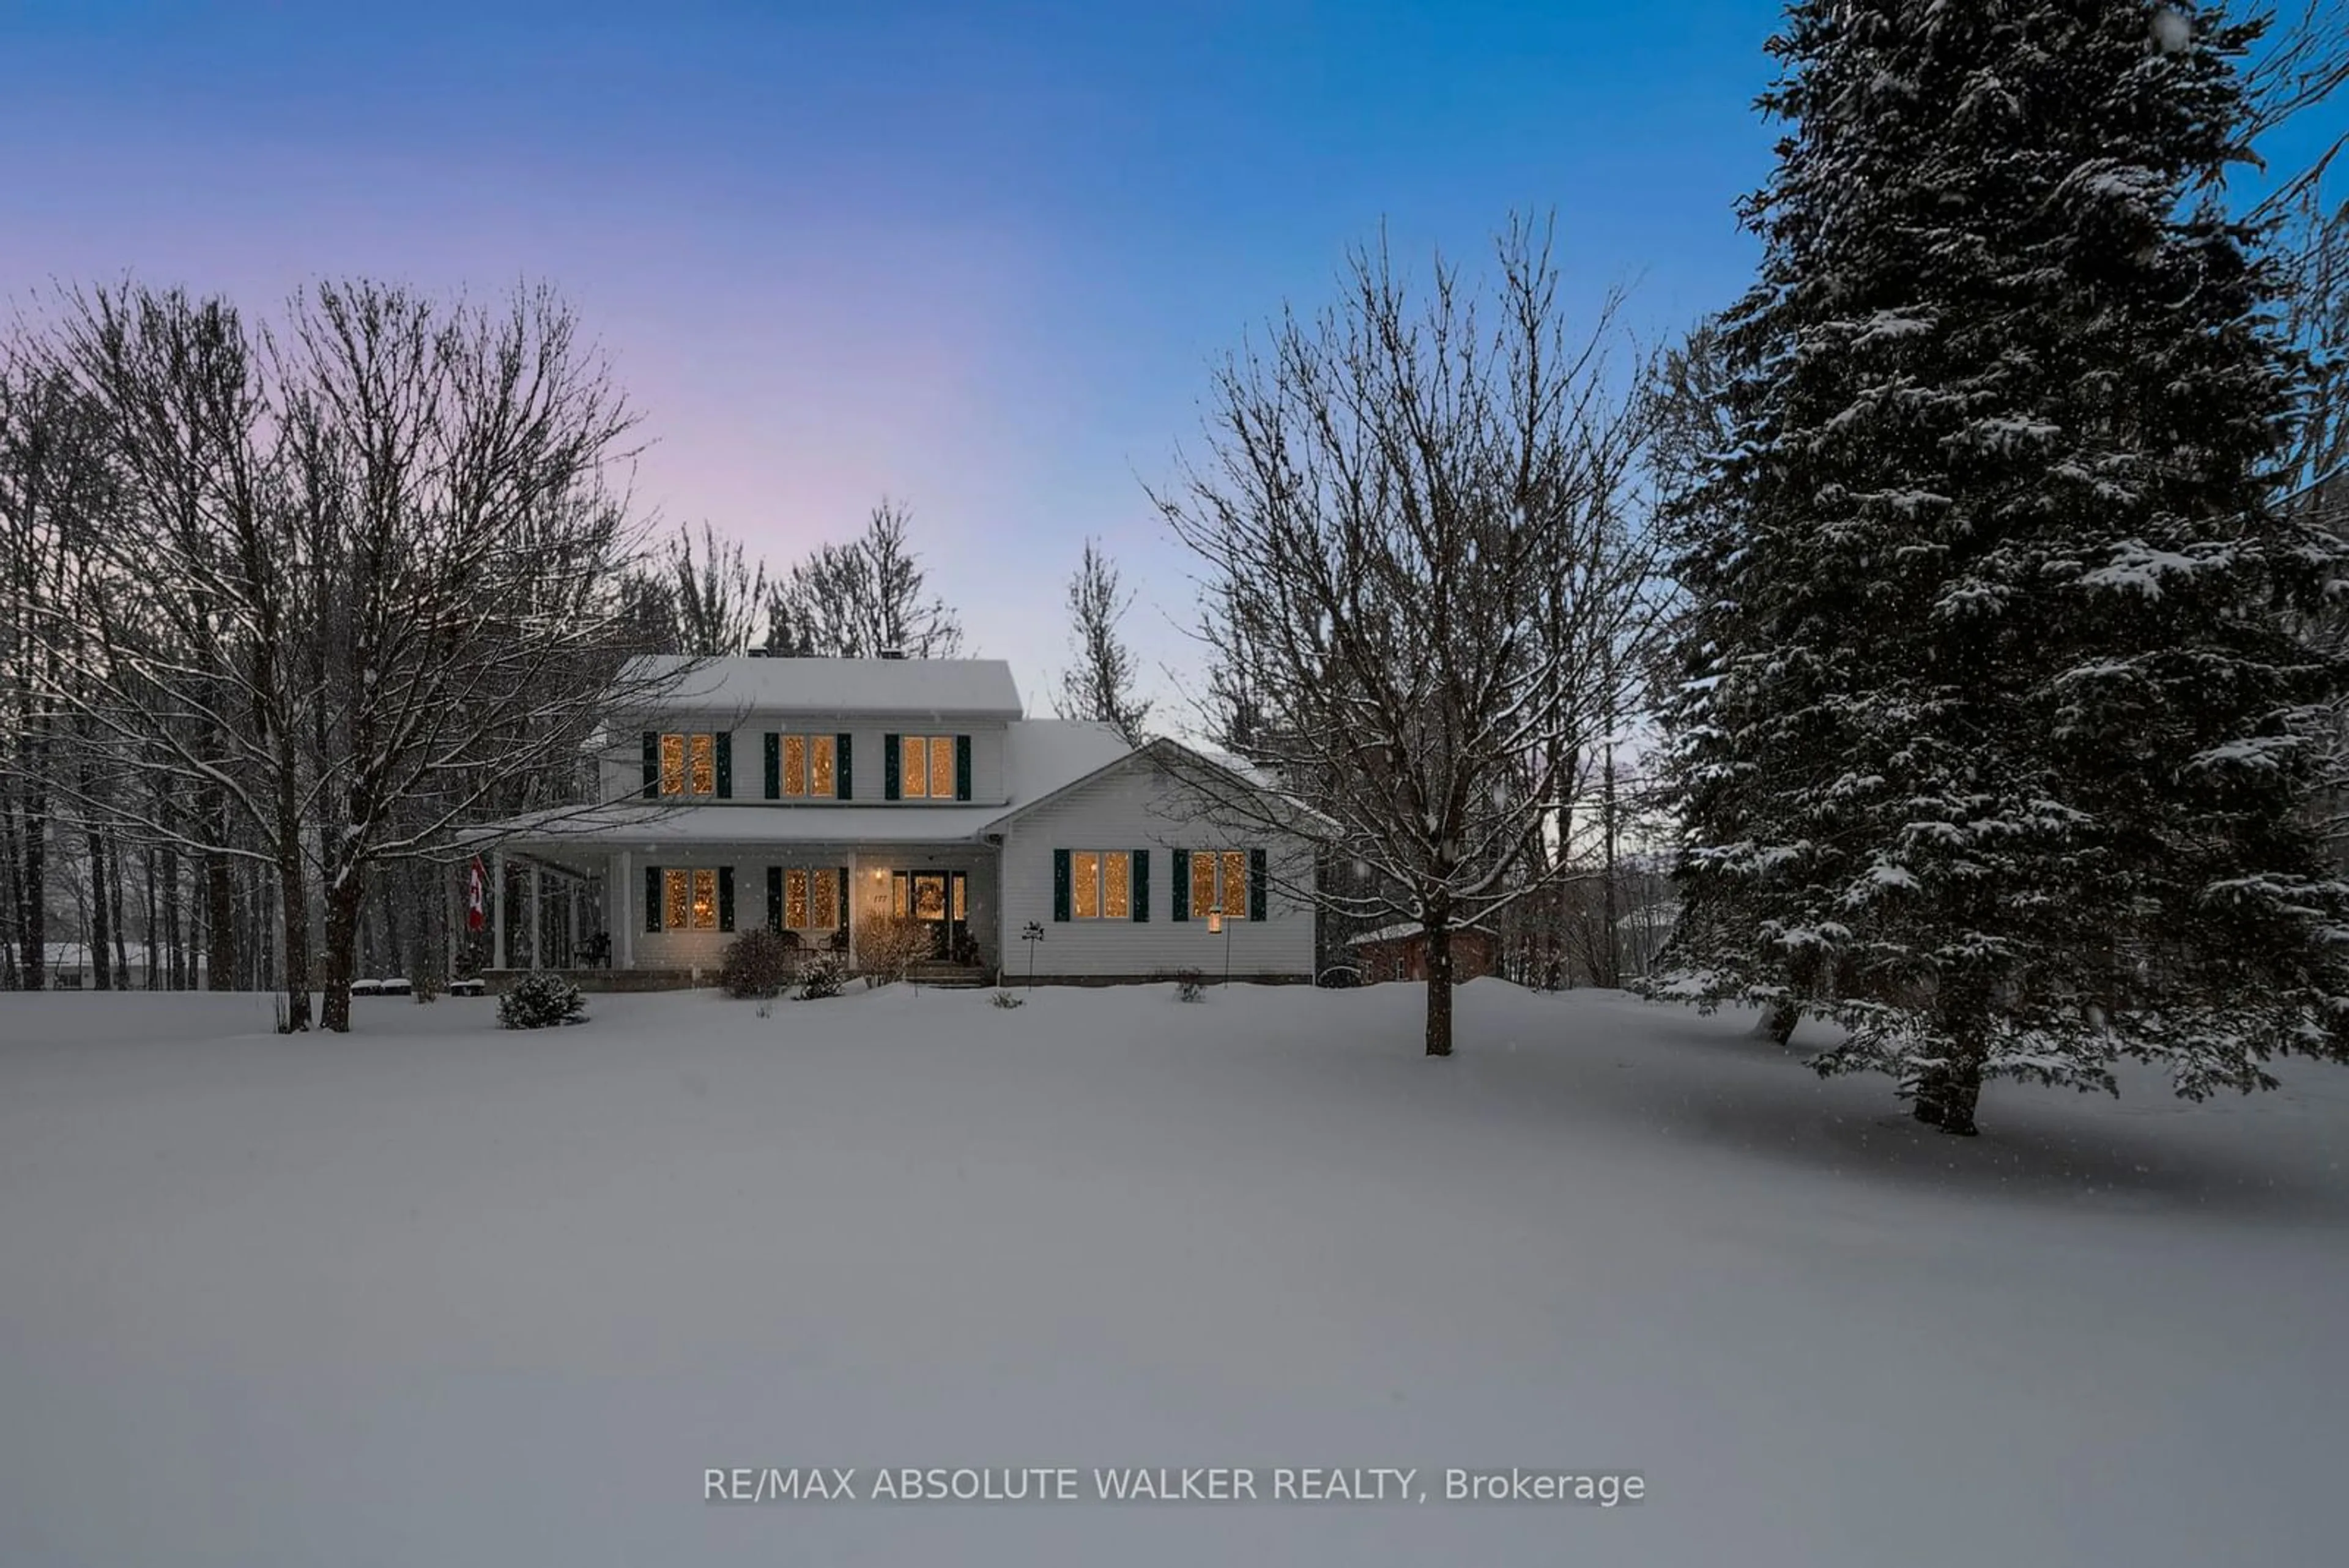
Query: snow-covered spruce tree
[{"left": 1654, "top": 1, "right": 2349, "bottom": 1134}]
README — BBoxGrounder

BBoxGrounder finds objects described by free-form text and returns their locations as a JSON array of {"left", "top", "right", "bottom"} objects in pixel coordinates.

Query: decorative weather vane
[{"left": 1020, "top": 920, "right": 1045, "bottom": 989}]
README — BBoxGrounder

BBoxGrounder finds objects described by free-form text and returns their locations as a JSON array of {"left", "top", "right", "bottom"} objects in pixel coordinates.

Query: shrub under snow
[{"left": 497, "top": 973, "right": 587, "bottom": 1030}]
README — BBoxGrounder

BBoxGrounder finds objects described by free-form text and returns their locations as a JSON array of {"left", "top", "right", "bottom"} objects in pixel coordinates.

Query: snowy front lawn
[{"left": 1, "top": 981, "right": 2341, "bottom": 1567}]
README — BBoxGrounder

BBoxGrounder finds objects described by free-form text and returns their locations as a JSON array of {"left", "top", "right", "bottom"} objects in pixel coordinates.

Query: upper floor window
[
  {"left": 886, "top": 732, "right": 968, "bottom": 800},
  {"left": 773, "top": 734, "right": 839, "bottom": 798},
  {"left": 650, "top": 732, "right": 725, "bottom": 797},
  {"left": 900, "top": 734, "right": 956, "bottom": 798}
]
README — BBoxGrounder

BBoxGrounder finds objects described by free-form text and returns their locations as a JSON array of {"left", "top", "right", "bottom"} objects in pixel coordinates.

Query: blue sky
[{"left": 2, "top": 1, "right": 1815, "bottom": 708}]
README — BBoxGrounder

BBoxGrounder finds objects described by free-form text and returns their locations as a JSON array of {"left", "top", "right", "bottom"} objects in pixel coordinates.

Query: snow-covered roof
[
  {"left": 39, "top": 942, "right": 202, "bottom": 970},
  {"left": 1003, "top": 719, "right": 1135, "bottom": 806},
  {"left": 1345, "top": 921, "right": 1497, "bottom": 948},
  {"left": 624, "top": 655, "right": 1024, "bottom": 719},
  {"left": 474, "top": 719, "right": 1138, "bottom": 851}
]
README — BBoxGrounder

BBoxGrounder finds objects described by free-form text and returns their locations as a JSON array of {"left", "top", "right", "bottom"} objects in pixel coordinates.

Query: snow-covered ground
[{"left": 1, "top": 979, "right": 2341, "bottom": 1567}]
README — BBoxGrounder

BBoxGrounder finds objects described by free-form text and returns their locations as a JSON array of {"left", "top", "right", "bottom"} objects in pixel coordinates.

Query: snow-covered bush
[
  {"left": 990, "top": 989, "right": 1026, "bottom": 1009},
  {"left": 1171, "top": 968, "right": 1206, "bottom": 1003},
  {"left": 796, "top": 954, "right": 846, "bottom": 1001},
  {"left": 497, "top": 973, "right": 587, "bottom": 1030},
  {"left": 720, "top": 929, "right": 793, "bottom": 1000}
]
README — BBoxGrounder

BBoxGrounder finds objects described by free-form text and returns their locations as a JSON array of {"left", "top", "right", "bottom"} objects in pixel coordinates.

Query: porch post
[
  {"left": 616, "top": 850, "right": 633, "bottom": 970},
  {"left": 529, "top": 864, "right": 544, "bottom": 970},
  {"left": 566, "top": 880, "right": 580, "bottom": 965},
  {"left": 491, "top": 850, "right": 507, "bottom": 970}
]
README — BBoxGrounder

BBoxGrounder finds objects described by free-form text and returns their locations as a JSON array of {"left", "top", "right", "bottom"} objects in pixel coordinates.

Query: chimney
[{"left": 878, "top": 647, "right": 907, "bottom": 661}]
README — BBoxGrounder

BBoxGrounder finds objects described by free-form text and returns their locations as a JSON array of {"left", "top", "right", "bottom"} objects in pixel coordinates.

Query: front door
[{"left": 903, "top": 870, "right": 968, "bottom": 960}]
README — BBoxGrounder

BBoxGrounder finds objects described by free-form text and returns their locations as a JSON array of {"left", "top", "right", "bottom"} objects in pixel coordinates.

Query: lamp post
[{"left": 1208, "top": 906, "right": 1233, "bottom": 987}]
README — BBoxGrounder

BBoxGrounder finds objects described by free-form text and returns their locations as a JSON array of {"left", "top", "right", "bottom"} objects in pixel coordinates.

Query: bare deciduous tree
[
  {"left": 1053, "top": 537, "right": 1152, "bottom": 743},
  {"left": 767, "top": 498, "right": 965, "bottom": 658},
  {"left": 1154, "top": 218, "right": 1664, "bottom": 1057}
]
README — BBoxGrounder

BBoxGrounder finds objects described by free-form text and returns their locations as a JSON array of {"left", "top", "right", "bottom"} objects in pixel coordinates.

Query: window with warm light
[
  {"left": 657, "top": 733, "right": 721, "bottom": 797},
  {"left": 776, "top": 734, "right": 837, "bottom": 798},
  {"left": 663, "top": 869, "right": 719, "bottom": 930},
  {"left": 898, "top": 734, "right": 961, "bottom": 798},
  {"left": 1191, "top": 850, "right": 1249, "bottom": 919},
  {"left": 770, "top": 867, "right": 842, "bottom": 932},
  {"left": 1070, "top": 851, "right": 1132, "bottom": 920}
]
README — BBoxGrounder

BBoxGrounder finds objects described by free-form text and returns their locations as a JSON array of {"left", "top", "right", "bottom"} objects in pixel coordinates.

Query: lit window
[
  {"left": 1104, "top": 852, "right": 1130, "bottom": 919},
  {"left": 658, "top": 732, "right": 721, "bottom": 797},
  {"left": 892, "top": 874, "right": 908, "bottom": 917},
  {"left": 1068, "top": 850, "right": 1132, "bottom": 920},
  {"left": 776, "top": 866, "right": 840, "bottom": 930},
  {"left": 663, "top": 868, "right": 718, "bottom": 931},
  {"left": 952, "top": 875, "right": 966, "bottom": 921},
  {"left": 1190, "top": 850, "right": 1251, "bottom": 920},
  {"left": 898, "top": 734, "right": 961, "bottom": 798},
  {"left": 782, "top": 735, "right": 806, "bottom": 797},
  {"left": 809, "top": 735, "right": 835, "bottom": 797}
]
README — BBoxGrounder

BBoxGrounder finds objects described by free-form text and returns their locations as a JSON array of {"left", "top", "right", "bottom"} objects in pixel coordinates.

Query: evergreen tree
[{"left": 1656, "top": 1, "right": 2349, "bottom": 1134}]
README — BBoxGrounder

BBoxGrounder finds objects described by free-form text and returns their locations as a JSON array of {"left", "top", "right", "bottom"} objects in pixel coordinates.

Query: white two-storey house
[{"left": 470, "top": 655, "right": 1316, "bottom": 985}]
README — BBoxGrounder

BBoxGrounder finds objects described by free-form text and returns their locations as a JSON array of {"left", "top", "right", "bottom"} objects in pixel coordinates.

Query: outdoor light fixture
[{"left": 1207, "top": 910, "right": 1223, "bottom": 934}]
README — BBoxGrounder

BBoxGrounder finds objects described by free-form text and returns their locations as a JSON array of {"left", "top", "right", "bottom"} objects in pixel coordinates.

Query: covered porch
[{"left": 471, "top": 836, "right": 1000, "bottom": 988}]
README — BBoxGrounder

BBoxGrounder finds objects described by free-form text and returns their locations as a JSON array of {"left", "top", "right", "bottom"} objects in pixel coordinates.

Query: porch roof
[{"left": 466, "top": 801, "right": 1010, "bottom": 852}]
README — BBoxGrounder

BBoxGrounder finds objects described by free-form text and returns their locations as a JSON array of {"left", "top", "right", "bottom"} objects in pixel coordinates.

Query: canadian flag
[{"left": 466, "top": 858, "right": 488, "bottom": 932}]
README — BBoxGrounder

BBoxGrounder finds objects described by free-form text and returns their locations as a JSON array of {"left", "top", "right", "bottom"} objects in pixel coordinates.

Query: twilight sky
[{"left": 2, "top": 0, "right": 1803, "bottom": 712}]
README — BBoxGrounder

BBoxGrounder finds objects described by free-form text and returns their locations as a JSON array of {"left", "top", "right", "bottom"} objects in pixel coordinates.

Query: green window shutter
[
  {"left": 956, "top": 734, "right": 973, "bottom": 801},
  {"left": 644, "top": 865, "right": 662, "bottom": 932},
  {"left": 1171, "top": 849, "right": 1190, "bottom": 921},
  {"left": 766, "top": 866, "right": 782, "bottom": 932},
  {"left": 715, "top": 733, "right": 733, "bottom": 798},
  {"left": 640, "top": 732, "right": 658, "bottom": 798},
  {"left": 1052, "top": 849, "right": 1071, "bottom": 922},
  {"left": 763, "top": 734, "right": 780, "bottom": 799},
  {"left": 883, "top": 734, "right": 900, "bottom": 800},
  {"left": 836, "top": 865, "right": 850, "bottom": 936},
  {"left": 1131, "top": 849, "right": 1149, "bottom": 921},
  {"left": 1250, "top": 848, "right": 1267, "bottom": 921},
  {"left": 835, "top": 733, "right": 852, "bottom": 798},
  {"left": 718, "top": 866, "right": 735, "bottom": 932}
]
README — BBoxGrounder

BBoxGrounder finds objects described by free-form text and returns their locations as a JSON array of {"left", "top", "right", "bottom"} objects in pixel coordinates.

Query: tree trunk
[
  {"left": 161, "top": 843, "right": 182, "bottom": 989},
  {"left": 1753, "top": 999, "right": 1799, "bottom": 1045},
  {"left": 106, "top": 828, "right": 128, "bottom": 987},
  {"left": 204, "top": 845, "right": 236, "bottom": 992},
  {"left": 1913, "top": 1009, "right": 1986, "bottom": 1135},
  {"left": 20, "top": 797, "right": 45, "bottom": 990},
  {"left": 1425, "top": 915, "right": 1455, "bottom": 1057},
  {"left": 320, "top": 861, "right": 366, "bottom": 1032},
  {"left": 274, "top": 831, "right": 312, "bottom": 1031},
  {"left": 86, "top": 822, "right": 112, "bottom": 990}
]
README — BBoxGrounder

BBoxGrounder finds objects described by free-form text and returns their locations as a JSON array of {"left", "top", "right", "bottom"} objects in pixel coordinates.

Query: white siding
[{"left": 997, "top": 759, "right": 1315, "bottom": 979}]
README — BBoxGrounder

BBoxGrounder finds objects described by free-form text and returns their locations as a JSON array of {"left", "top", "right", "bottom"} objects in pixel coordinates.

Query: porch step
[{"left": 905, "top": 962, "right": 992, "bottom": 989}]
